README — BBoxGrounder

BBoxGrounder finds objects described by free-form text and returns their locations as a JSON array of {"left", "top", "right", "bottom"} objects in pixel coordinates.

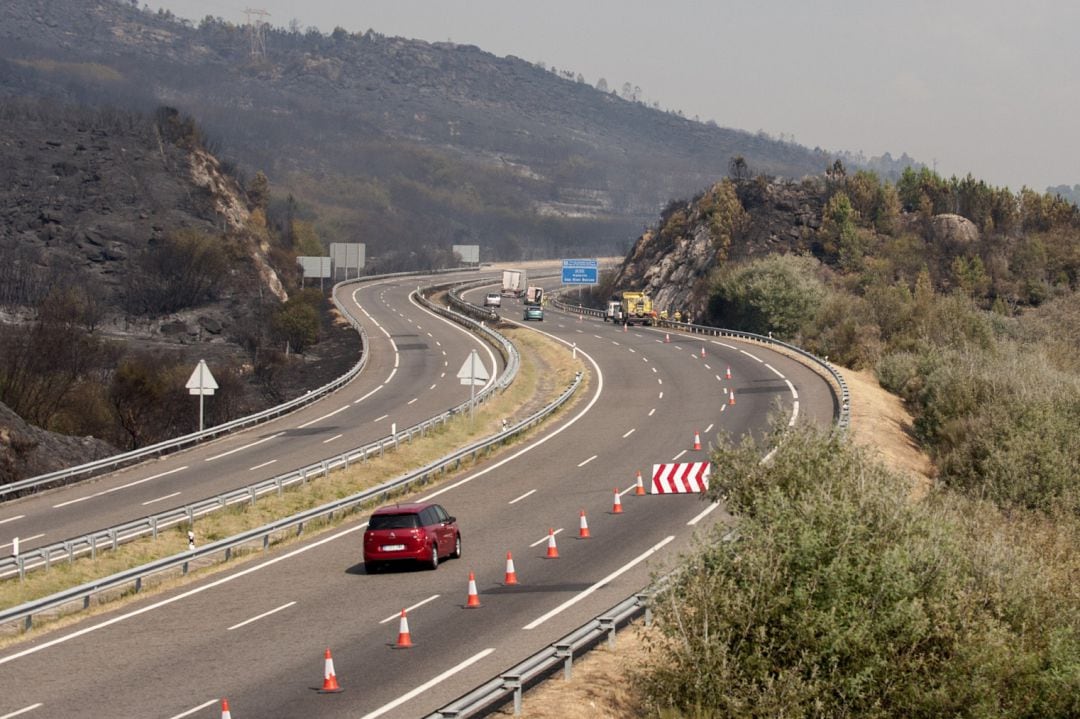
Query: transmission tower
[{"left": 244, "top": 8, "right": 270, "bottom": 60}]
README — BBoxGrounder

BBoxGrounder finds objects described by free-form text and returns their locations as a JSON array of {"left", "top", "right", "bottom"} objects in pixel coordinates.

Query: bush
[
  {"left": 707, "top": 254, "right": 826, "bottom": 339},
  {"left": 641, "top": 424, "right": 1080, "bottom": 718}
]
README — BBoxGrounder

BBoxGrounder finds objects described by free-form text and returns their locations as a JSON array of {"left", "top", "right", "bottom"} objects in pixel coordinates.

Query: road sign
[
  {"left": 456, "top": 350, "right": 490, "bottom": 386},
  {"left": 651, "top": 462, "right": 711, "bottom": 494},
  {"left": 186, "top": 359, "right": 218, "bottom": 433},
  {"left": 561, "top": 258, "right": 598, "bottom": 285},
  {"left": 186, "top": 359, "right": 218, "bottom": 395}
]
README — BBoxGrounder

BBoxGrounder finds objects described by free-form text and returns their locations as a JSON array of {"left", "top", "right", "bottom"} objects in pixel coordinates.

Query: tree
[
  {"left": 248, "top": 170, "right": 270, "bottom": 210},
  {"left": 728, "top": 155, "right": 749, "bottom": 181},
  {"left": 595, "top": 77, "right": 608, "bottom": 93}
]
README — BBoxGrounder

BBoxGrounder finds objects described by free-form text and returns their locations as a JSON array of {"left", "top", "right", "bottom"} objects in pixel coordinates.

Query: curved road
[
  {"left": 0, "top": 281, "right": 836, "bottom": 719},
  {"left": 0, "top": 273, "right": 502, "bottom": 556}
]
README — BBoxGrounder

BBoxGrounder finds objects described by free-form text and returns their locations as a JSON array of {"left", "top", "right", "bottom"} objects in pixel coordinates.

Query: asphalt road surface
[{"left": 0, "top": 277, "right": 837, "bottom": 719}]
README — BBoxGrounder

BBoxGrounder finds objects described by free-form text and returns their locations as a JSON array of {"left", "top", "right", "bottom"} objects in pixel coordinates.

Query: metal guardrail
[
  {"left": 551, "top": 297, "right": 850, "bottom": 432},
  {"left": 1, "top": 291, "right": 572, "bottom": 632},
  {"left": 0, "top": 281, "right": 512, "bottom": 582},
  {"left": 0, "top": 267, "right": 479, "bottom": 500}
]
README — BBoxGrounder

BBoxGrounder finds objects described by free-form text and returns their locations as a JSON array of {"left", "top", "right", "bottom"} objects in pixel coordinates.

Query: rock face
[
  {"left": 610, "top": 179, "right": 827, "bottom": 320},
  {"left": 0, "top": 401, "right": 115, "bottom": 485},
  {"left": 929, "top": 213, "right": 980, "bottom": 251}
]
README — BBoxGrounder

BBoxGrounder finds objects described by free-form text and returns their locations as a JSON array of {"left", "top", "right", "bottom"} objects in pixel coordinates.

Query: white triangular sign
[
  {"left": 185, "top": 359, "right": 218, "bottom": 395},
  {"left": 456, "top": 350, "right": 489, "bottom": 386}
]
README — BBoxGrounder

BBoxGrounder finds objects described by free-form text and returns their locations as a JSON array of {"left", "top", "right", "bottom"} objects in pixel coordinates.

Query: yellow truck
[{"left": 619, "top": 291, "right": 654, "bottom": 326}]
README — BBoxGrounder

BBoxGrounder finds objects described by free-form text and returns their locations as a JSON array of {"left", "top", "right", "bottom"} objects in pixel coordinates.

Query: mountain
[{"left": 0, "top": 0, "right": 859, "bottom": 263}]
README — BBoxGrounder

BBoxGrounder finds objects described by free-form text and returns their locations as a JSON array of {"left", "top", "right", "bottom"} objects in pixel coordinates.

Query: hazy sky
[{"left": 148, "top": 0, "right": 1079, "bottom": 190}]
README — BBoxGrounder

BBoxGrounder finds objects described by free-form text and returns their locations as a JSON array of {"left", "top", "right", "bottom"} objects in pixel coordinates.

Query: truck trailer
[{"left": 501, "top": 269, "right": 526, "bottom": 297}]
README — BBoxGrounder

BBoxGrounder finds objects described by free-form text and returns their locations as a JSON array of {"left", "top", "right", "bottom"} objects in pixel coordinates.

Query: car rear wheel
[
  {"left": 451, "top": 534, "right": 461, "bottom": 559},
  {"left": 428, "top": 544, "right": 439, "bottom": 570}
]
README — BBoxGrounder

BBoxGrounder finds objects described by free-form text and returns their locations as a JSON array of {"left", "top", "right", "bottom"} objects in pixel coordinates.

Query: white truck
[{"left": 501, "top": 269, "right": 526, "bottom": 297}]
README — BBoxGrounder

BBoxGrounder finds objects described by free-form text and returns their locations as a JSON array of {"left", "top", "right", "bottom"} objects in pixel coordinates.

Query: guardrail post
[
  {"left": 502, "top": 673, "right": 523, "bottom": 716},
  {"left": 110, "top": 529, "right": 118, "bottom": 551},
  {"left": 187, "top": 507, "right": 194, "bottom": 525},
  {"left": 23, "top": 614, "right": 32, "bottom": 632},
  {"left": 135, "top": 576, "right": 142, "bottom": 593},
  {"left": 17, "top": 555, "right": 25, "bottom": 581},
  {"left": 263, "top": 534, "right": 270, "bottom": 551},
  {"left": 276, "top": 477, "right": 283, "bottom": 496},
  {"left": 151, "top": 516, "right": 158, "bottom": 540},
  {"left": 555, "top": 642, "right": 574, "bottom": 680},
  {"left": 65, "top": 541, "right": 73, "bottom": 563},
  {"left": 599, "top": 616, "right": 617, "bottom": 648},
  {"left": 636, "top": 593, "right": 653, "bottom": 627},
  {"left": 249, "top": 487, "right": 257, "bottom": 506},
  {"left": 182, "top": 560, "right": 189, "bottom": 575},
  {"left": 90, "top": 535, "right": 97, "bottom": 560}
]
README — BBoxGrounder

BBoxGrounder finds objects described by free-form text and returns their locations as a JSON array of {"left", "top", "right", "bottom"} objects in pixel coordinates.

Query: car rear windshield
[{"left": 369, "top": 513, "right": 421, "bottom": 530}]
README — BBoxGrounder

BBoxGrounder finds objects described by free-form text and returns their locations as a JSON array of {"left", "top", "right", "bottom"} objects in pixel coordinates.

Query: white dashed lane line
[
  {"left": 577, "top": 455, "right": 598, "bottom": 467},
  {"left": 227, "top": 601, "right": 297, "bottom": 631},
  {"left": 0, "top": 533, "right": 43, "bottom": 550},
  {"left": 205, "top": 434, "right": 283, "bottom": 462},
  {"left": 509, "top": 489, "right": 536, "bottom": 504},
  {"left": 0, "top": 515, "right": 25, "bottom": 526},
  {"left": 648, "top": 408, "right": 656, "bottom": 416},
  {"left": 407, "top": 398, "right": 418, "bottom": 405},
  {"left": 705, "top": 423, "right": 714, "bottom": 433},
  {"left": 374, "top": 414, "right": 389, "bottom": 422},
  {"left": 379, "top": 595, "right": 440, "bottom": 624},
  {"left": 353, "top": 384, "right": 384, "bottom": 405},
  {"left": 659, "top": 391, "right": 664, "bottom": 399},
  {"left": 429, "top": 383, "right": 437, "bottom": 390},
  {"left": 323, "top": 434, "right": 343, "bottom": 444},
  {"left": 248, "top": 459, "right": 277, "bottom": 471},
  {"left": 623, "top": 428, "right": 636, "bottom": 438},
  {"left": 672, "top": 449, "right": 687, "bottom": 461},
  {"left": 530, "top": 528, "right": 565, "bottom": 547},
  {"left": 297, "top": 404, "right": 350, "bottom": 429},
  {"left": 651, "top": 367, "right": 657, "bottom": 373},
  {"left": 53, "top": 466, "right": 189, "bottom": 508}
]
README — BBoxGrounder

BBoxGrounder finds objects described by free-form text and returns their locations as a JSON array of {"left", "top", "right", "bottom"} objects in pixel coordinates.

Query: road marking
[
  {"left": 593, "top": 334, "right": 602, "bottom": 339},
  {"left": 249, "top": 459, "right": 277, "bottom": 471},
  {"left": 407, "top": 398, "right": 418, "bottom": 405},
  {"left": 440, "top": 371, "right": 446, "bottom": 378},
  {"left": 0, "top": 533, "right": 43, "bottom": 550},
  {"left": 704, "top": 363, "right": 711, "bottom": 370},
  {"left": 790, "top": 400, "right": 800, "bottom": 426},
  {"left": 353, "top": 384, "right": 384, "bottom": 404},
  {"left": 658, "top": 391, "right": 663, "bottom": 399},
  {"left": 611, "top": 341, "right": 620, "bottom": 346},
  {"left": 704, "top": 423, "right": 714, "bottom": 433},
  {"left": 642, "top": 357, "right": 648, "bottom": 362},
  {"left": 618, "top": 485, "right": 637, "bottom": 497},
  {"left": 509, "top": 489, "right": 537, "bottom": 504},
  {"left": 651, "top": 367, "right": 657, "bottom": 373},
  {"left": 765, "top": 362, "right": 785, "bottom": 378},
  {"left": 1, "top": 705, "right": 44, "bottom": 719},
  {"left": 0, "top": 515, "right": 25, "bottom": 526},
  {"left": 576, "top": 329, "right": 584, "bottom": 333},
  {"left": 386, "top": 367, "right": 397, "bottom": 382},
  {"left": 622, "top": 428, "right": 635, "bottom": 438},
  {"left": 628, "top": 348, "right": 636, "bottom": 353},
  {"left": 297, "top": 404, "right": 350, "bottom": 429},
  {"left": 721, "top": 404, "right": 727, "bottom": 413},
  {"left": 785, "top": 379, "right": 798, "bottom": 399},
  {"left": 530, "top": 528, "right": 564, "bottom": 547},
  {"left": 52, "top": 466, "right": 189, "bottom": 508},
  {"left": 322, "top": 434, "right": 343, "bottom": 444},
  {"left": 166, "top": 701, "right": 217, "bottom": 719},
  {"left": 378, "top": 594, "right": 440, "bottom": 624},
  {"left": 429, "top": 383, "right": 437, "bottom": 390},
  {"left": 357, "top": 648, "right": 495, "bottom": 719},
  {"left": 688, "top": 502, "right": 721, "bottom": 526},
  {"left": 716, "top": 374, "right": 723, "bottom": 382},
  {"left": 205, "top": 433, "right": 284, "bottom": 462},
  {"left": 427, "top": 332, "right": 433, "bottom": 337},
  {"left": 524, "top": 536, "right": 675, "bottom": 629},
  {"left": 436, "top": 340, "right": 442, "bottom": 347},
  {"left": 715, "top": 341, "right": 737, "bottom": 350},
  {"left": 141, "top": 492, "right": 180, "bottom": 507},
  {"left": 740, "top": 349, "right": 763, "bottom": 363},
  {"left": 374, "top": 414, "right": 389, "bottom": 422},
  {"left": 648, "top": 408, "right": 656, "bottom": 417},
  {"left": 227, "top": 601, "right": 296, "bottom": 631},
  {"left": 658, "top": 378, "right": 663, "bottom": 385},
  {"left": 672, "top": 450, "right": 687, "bottom": 461},
  {"left": 577, "top": 455, "right": 597, "bottom": 467}
]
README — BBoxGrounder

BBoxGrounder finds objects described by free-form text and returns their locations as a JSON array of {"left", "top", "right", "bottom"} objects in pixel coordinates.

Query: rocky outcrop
[
  {"left": 0, "top": 401, "right": 115, "bottom": 485},
  {"left": 929, "top": 213, "right": 980, "bottom": 251}
]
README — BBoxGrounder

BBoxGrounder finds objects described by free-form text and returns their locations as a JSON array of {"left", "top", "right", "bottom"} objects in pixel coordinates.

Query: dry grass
[{"left": 0, "top": 328, "right": 584, "bottom": 638}]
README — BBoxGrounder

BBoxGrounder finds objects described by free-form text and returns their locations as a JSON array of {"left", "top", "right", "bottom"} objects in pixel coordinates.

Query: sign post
[
  {"left": 185, "top": 359, "right": 219, "bottom": 432},
  {"left": 456, "top": 350, "right": 490, "bottom": 423}
]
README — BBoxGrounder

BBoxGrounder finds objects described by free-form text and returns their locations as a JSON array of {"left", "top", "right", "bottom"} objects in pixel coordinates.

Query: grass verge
[{"left": 0, "top": 326, "right": 585, "bottom": 642}]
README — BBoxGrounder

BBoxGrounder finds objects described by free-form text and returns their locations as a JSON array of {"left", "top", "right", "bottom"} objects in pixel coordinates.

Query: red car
[{"left": 363, "top": 502, "right": 461, "bottom": 572}]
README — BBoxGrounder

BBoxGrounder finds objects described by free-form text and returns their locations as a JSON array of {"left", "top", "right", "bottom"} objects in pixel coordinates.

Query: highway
[
  {"left": 0, "top": 272, "right": 502, "bottom": 556},
  {"left": 0, "top": 276, "right": 836, "bottom": 719}
]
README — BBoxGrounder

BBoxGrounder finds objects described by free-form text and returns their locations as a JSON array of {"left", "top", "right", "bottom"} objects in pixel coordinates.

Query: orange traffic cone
[
  {"left": 221, "top": 699, "right": 232, "bottom": 719},
  {"left": 664, "top": 333, "right": 671, "bottom": 343},
  {"left": 319, "top": 648, "right": 344, "bottom": 693},
  {"left": 578, "top": 510, "right": 591, "bottom": 538},
  {"left": 466, "top": 571, "right": 481, "bottom": 608},
  {"left": 504, "top": 551, "right": 518, "bottom": 585},
  {"left": 729, "top": 388, "right": 736, "bottom": 406},
  {"left": 623, "top": 322, "right": 628, "bottom": 333},
  {"left": 700, "top": 346, "right": 706, "bottom": 358},
  {"left": 725, "top": 366, "right": 732, "bottom": 379},
  {"left": 546, "top": 528, "right": 559, "bottom": 558},
  {"left": 395, "top": 609, "right": 413, "bottom": 648},
  {"left": 612, "top": 488, "right": 623, "bottom": 514},
  {"left": 578, "top": 313, "right": 583, "bottom": 323},
  {"left": 693, "top": 430, "right": 702, "bottom": 451},
  {"left": 634, "top": 470, "right": 646, "bottom": 496}
]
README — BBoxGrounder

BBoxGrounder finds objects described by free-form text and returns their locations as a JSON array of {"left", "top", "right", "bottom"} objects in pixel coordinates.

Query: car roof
[{"left": 370, "top": 502, "right": 437, "bottom": 515}]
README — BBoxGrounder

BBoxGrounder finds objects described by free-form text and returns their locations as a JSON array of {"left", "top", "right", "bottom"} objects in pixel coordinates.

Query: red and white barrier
[{"left": 651, "top": 462, "right": 710, "bottom": 494}]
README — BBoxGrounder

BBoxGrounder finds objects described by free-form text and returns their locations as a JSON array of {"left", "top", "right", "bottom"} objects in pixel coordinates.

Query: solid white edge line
[
  {"left": 785, "top": 379, "right": 799, "bottom": 399},
  {"left": 577, "top": 455, "right": 597, "bottom": 467},
  {"left": 165, "top": 699, "right": 217, "bottom": 719},
  {"left": 353, "top": 384, "right": 384, "bottom": 405},
  {"left": 52, "top": 465, "right": 189, "bottom": 508},
  {"left": 790, "top": 400, "right": 800, "bottom": 426},
  {"left": 714, "top": 341, "right": 737, "bottom": 350},
  {"left": 386, "top": 367, "right": 397, "bottom": 383},
  {"left": 0, "top": 705, "right": 43, "bottom": 719},
  {"left": 297, "top": 404, "right": 349, "bottom": 429},
  {"left": 524, "top": 536, "right": 675, "bottom": 630},
  {"left": 509, "top": 489, "right": 537, "bottom": 504},
  {"left": 357, "top": 648, "right": 496, "bottom": 719},
  {"left": 687, "top": 501, "right": 721, "bottom": 526},
  {"left": 0, "top": 523, "right": 369, "bottom": 667},
  {"left": 739, "top": 349, "right": 764, "bottom": 363},
  {"left": 764, "top": 362, "right": 785, "bottom": 378},
  {"left": 0, "top": 533, "right": 44, "bottom": 550},
  {"left": 408, "top": 291, "right": 498, "bottom": 394},
  {"left": 622, "top": 428, "right": 635, "bottom": 438},
  {"left": 378, "top": 594, "right": 441, "bottom": 624},
  {"left": 530, "top": 528, "right": 564, "bottom": 547},
  {"left": 204, "top": 433, "right": 284, "bottom": 462},
  {"left": 227, "top": 601, "right": 297, "bottom": 631},
  {"left": 0, "top": 515, "right": 25, "bottom": 526}
]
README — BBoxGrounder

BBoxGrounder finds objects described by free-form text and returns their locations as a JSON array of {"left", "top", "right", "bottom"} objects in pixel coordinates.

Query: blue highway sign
[{"left": 562, "top": 258, "right": 598, "bottom": 285}]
